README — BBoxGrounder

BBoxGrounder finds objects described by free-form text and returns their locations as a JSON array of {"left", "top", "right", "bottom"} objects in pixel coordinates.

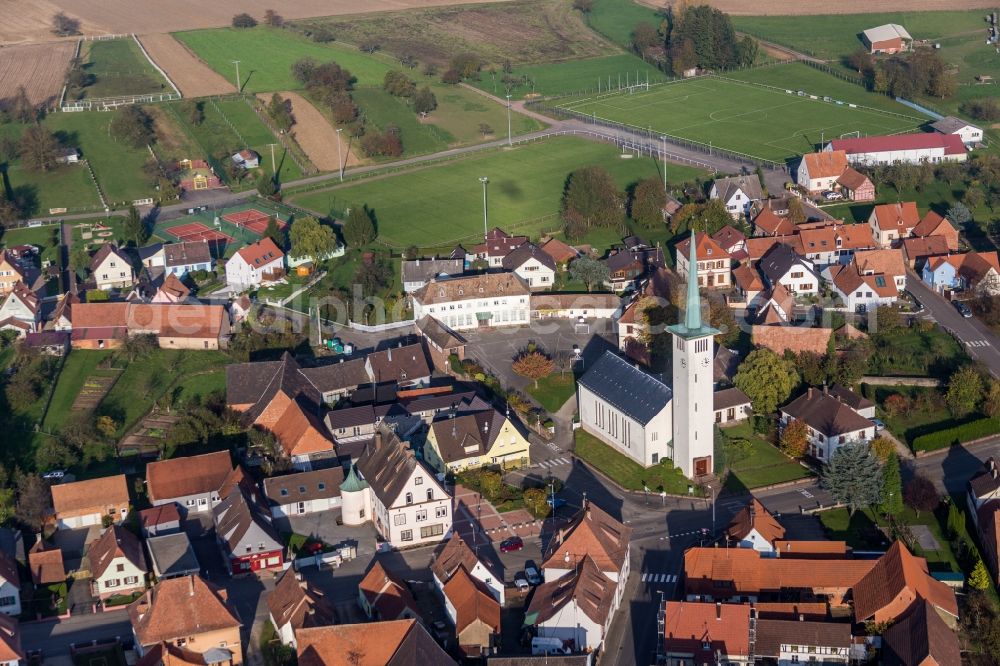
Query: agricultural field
[
  {"left": 173, "top": 27, "right": 394, "bottom": 92},
  {"left": 67, "top": 37, "right": 173, "bottom": 100},
  {"left": 139, "top": 33, "right": 236, "bottom": 98},
  {"left": 289, "top": 135, "right": 707, "bottom": 248},
  {"left": 293, "top": 0, "right": 615, "bottom": 68},
  {"left": 0, "top": 41, "right": 75, "bottom": 106},
  {"left": 556, "top": 66, "right": 922, "bottom": 163},
  {"left": 469, "top": 54, "right": 668, "bottom": 99},
  {"left": 585, "top": 0, "right": 662, "bottom": 48},
  {"left": 274, "top": 91, "right": 350, "bottom": 171}
]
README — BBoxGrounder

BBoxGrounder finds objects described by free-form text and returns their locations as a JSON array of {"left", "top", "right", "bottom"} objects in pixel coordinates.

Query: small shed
[
  {"left": 231, "top": 149, "right": 260, "bottom": 169},
  {"left": 146, "top": 532, "right": 201, "bottom": 580},
  {"left": 139, "top": 503, "right": 181, "bottom": 537}
]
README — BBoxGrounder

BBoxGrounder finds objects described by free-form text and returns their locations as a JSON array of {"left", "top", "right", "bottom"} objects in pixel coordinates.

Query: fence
[
  {"left": 132, "top": 33, "right": 182, "bottom": 99},
  {"left": 61, "top": 91, "right": 181, "bottom": 112},
  {"left": 242, "top": 94, "right": 314, "bottom": 175}
]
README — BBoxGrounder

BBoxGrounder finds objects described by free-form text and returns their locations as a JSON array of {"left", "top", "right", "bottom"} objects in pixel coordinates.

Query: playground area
[
  {"left": 151, "top": 204, "right": 294, "bottom": 257},
  {"left": 177, "top": 159, "right": 223, "bottom": 192}
]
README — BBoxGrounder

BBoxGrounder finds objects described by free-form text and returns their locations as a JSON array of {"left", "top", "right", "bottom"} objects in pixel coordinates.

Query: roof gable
[
  {"left": 577, "top": 351, "right": 671, "bottom": 425},
  {"left": 542, "top": 501, "right": 631, "bottom": 573}
]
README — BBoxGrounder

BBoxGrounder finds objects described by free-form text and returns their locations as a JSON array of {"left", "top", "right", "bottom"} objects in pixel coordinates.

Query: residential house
[
  {"left": 539, "top": 237, "right": 579, "bottom": 268},
  {"left": 615, "top": 268, "right": 676, "bottom": 354},
  {"left": 911, "top": 210, "right": 959, "bottom": 251},
  {"left": 28, "top": 541, "right": 64, "bottom": 587},
  {"left": 524, "top": 555, "right": 617, "bottom": 653},
  {"left": 825, "top": 248, "right": 907, "bottom": 311},
  {"left": 267, "top": 568, "right": 335, "bottom": 648},
  {"left": 603, "top": 243, "right": 665, "bottom": 291},
  {"left": 713, "top": 388, "right": 751, "bottom": 424},
  {"left": 232, "top": 149, "right": 260, "bottom": 169},
  {"left": 262, "top": 467, "right": 344, "bottom": 519},
  {"left": 710, "top": 174, "right": 764, "bottom": 219},
  {"left": 442, "top": 566, "right": 501, "bottom": 658},
  {"left": 225, "top": 238, "right": 284, "bottom": 291},
  {"left": 212, "top": 486, "right": 284, "bottom": 576},
  {"left": 797, "top": 224, "right": 875, "bottom": 268},
  {"left": 69, "top": 302, "right": 229, "bottom": 350},
  {"left": 752, "top": 208, "right": 795, "bottom": 237},
  {"left": 756, "top": 618, "right": 852, "bottom": 665},
  {"left": 881, "top": 599, "right": 961, "bottom": 666},
  {"left": 577, "top": 350, "right": 673, "bottom": 467},
  {"left": 862, "top": 23, "right": 912, "bottom": 53},
  {"left": 754, "top": 284, "right": 796, "bottom": 324},
  {"left": 423, "top": 407, "right": 531, "bottom": 473},
  {"left": 47, "top": 292, "right": 77, "bottom": 331},
  {"left": 298, "top": 357, "right": 370, "bottom": 405},
  {"left": 295, "top": 619, "right": 456, "bottom": 666},
  {"left": 674, "top": 232, "right": 731, "bottom": 289},
  {"left": 922, "top": 251, "right": 1000, "bottom": 295},
  {"left": 358, "top": 559, "right": 421, "bottom": 621},
  {"left": 366, "top": 343, "right": 432, "bottom": 387},
  {"left": 902, "top": 236, "right": 951, "bottom": 268},
  {"left": 825, "top": 133, "right": 967, "bottom": 166},
  {"left": 780, "top": 386, "right": 876, "bottom": 461},
  {"left": 869, "top": 202, "right": 921, "bottom": 247},
  {"left": 324, "top": 403, "right": 400, "bottom": 444},
  {"left": 146, "top": 450, "right": 233, "bottom": 515},
  {"left": 88, "top": 524, "right": 147, "bottom": 601},
  {"left": 230, "top": 294, "right": 252, "bottom": 324},
  {"left": 931, "top": 115, "right": 984, "bottom": 147},
  {"left": 969, "top": 457, "right": 1000, "bottom": 515},
  {"left": 51, "top": 475, "right": 129, "bottom": 530},
  {"left": 145, "top": 532, "right": 200, "bottom": 581},
  {"left": 502, "top": 243, "right": 557, "bottom": 290},
  {"left": 725, "top": 498, "right": 785, "bottom": 553},
  {"left": 0, "top": 251, "right": 25, "bottom": 297},
  {"left": 0, "top": 283, "right": 40, "bottom": 337},
  {"left": 836, "top": 167, "right": 876, "bottom": 202},
  {"left": 412, "top": 273, "right": 531, "bottom": 331},
  {"left": 712, "top": 225, "right": 747, "bottom": 261},
  {"left": 473, "top": 228, "right": 528, "bottom": 267},
  {"left": 797, "top": 150, "right": 849, "bottom": 193},
  {"left": 732, "top": 263, "right": 765, "bottom": 304},
  {"left": 532, "top": 293, "right": 621, "bottom": 320},
  {"left": 401, "top": 258, "right": 465, "bottom": 293},
  {"left": 759, "top": 244, "right": 819, "bottom": 295},
  {"left": 149, "top": 274, "right": 191, "bottom": 304},
  {"left": 90, "top": 244, "right": 135, "bottom": 291},
  {"left": 829, "top": 384, "right": 876, "bottom": 418},
  {"left": 140, "top": 241, "right": 213, "bottom": 277},
  {"left": 0, "top": 552, "right": 18, "bottom": 617},
  {"left": 416, "top": 315, "right": 467, "bottom": 370},
  {"left": 977, "top": 499, "right": 1000, "bottom": 587},
  {"left": 347, "top": 426, "right": 452, "bottom": 548},
  {"left": 852, "top": 541, "right": 959, "bottom": 626},
  {"left": 746, "top": 236, "right": 803, "bottom": 265},
  {"left": 0, "top": 615, "right": 22, "bottom": 666},
  {"left": 662, "top": 601, "right": 750, "bottom": 666},
  {"left": 128, "top": 575, "right": 243, "bottom": 664},
  {"left": 432, "top": 533, "right": 505, "bottom": 605},
  {"left": 139, "top": 504, "right": 181, "bottom": 538}
]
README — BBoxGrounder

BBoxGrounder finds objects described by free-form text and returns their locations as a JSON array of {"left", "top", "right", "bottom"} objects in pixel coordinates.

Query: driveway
[{"left": 907, "top": 272, "right": 1000, "bottom": 377}]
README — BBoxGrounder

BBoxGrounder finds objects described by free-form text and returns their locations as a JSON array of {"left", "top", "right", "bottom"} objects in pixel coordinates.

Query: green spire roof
[
  {"left": 685, "top": 230, "right": 702, "bottom": 331},
  {"left": 340, "top": 464, "right": 369, "bottom": 492}
]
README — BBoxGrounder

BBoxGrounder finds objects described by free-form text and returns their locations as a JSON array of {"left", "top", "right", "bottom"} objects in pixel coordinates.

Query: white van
[{"left": 531, "top": 636, "right": 570, "bottom": 656}]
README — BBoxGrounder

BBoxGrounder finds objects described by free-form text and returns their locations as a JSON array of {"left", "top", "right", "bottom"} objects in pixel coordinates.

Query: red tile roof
[
  {"left": 871, "top": 202, "right": 920, "bottom": 233},
  {"left": 725, "top": 498, "right": 785, "bottom": 545},
  {"left": 663, "top": 601, "right": 750, "bottom": 660},
  {"left": 359, "top": 560, "right": 420, "bottom": 621},
  {"left": 147, "top": 451, "right": 233, "bottom": 504},
  {"left": 830, "top": 133, "right": 967, "bottom": 156},
  {"left": 802, "top": 150, "right": 848, "bottom": 179},
  {"left": 852, "top": 541, "right": 958, "bottom": 622},
  {"left": 235, "top": 237, "right": 284, "bottom": 267}
]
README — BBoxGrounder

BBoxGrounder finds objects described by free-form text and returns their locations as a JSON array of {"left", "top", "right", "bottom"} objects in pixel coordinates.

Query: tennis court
[
  {"left": 223, "top": 209, "right": 287, "bottom": 235},
  {"left": 164, "top": 222, "right": 234, "bottom": 245}
]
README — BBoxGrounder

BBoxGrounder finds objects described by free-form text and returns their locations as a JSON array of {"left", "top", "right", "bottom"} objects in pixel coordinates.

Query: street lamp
[
  {"left": 707, "top": 484, "right": 715, "bottom": 536},
  {"left": 479, "top": 176, "right": 489, "bottom": 239},
  {"left": 661, "top": 136, "right": 668, "bottom": 192},
  {"left": 231, "top": 60, "right": 241, "bottom": 92},
  {"left": 506, "top": 94, "right": 513, "bottom": 147},
  {"left": 336, "top": 128, "right": 344, "bottom": 182}
]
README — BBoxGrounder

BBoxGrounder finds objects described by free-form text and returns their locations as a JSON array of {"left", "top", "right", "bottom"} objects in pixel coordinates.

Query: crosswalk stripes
[
  {"left": 640, "top": 573, "right": 678, "bottom": 583},
  {"left": 965, "top": 340, "right": 991, "bottom": 348},
  {"left": 534, "top": 457, "right": 571, "bottom": 469}
]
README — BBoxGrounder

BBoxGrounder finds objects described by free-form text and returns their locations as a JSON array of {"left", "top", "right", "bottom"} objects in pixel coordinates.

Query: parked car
[
  {"left": 525, "top": 561, "right": 542, "bottom": 585},
  {"left": 304, "top": 541, "right": 324, "bottom": 555},
  {"left": 500, "top": 536, "right": 524, "bottom": 553},
  {"left": 823, "top": 190, "right": 843, "bottom": 201},
  {"left": 42, "top": 470, "right": 65, "bottom": 480},
  {"left": 514, "top": 573, "right": 530, "bottom": 591},
  {"left": 872, "top": 418, "right": 886, "bottom": 432},
  {"left": 953, "top": 300, "right": 973, "bottom": 318}
]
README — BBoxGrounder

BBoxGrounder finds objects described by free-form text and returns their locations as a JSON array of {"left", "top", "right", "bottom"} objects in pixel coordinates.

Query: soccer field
[{"left": 556, "top": 74, "right": 923, "bottom": 164}]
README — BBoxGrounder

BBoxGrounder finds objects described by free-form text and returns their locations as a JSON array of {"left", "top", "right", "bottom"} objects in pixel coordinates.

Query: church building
[{"left": 576, "top": 232, "right": 717, "bottom": 478}]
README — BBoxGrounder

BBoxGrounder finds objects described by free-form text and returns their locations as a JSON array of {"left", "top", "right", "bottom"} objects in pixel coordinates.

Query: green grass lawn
[
  {"left": 868, "top": 324, "right": 967, "bottom": 379},
  {"left": 470, "top": 54, "right": 668, "bottom": 100},
  {"left": 557, "top": 65, "right": 922, "bottom": 164},
  {"left": 585, "top": 0, "right": 663, "bottom": 49},
  {"left": 289, "top": 136, "right": 707, "bottom": 248},
  {"left": 172, "top": 369, "right": 228, "bottom": 403},
  {"left": 3, "top": 163, "right": 103, "bottom": 216},
  {"left": 352, "top": 87, "right": 452, "bottom": 156},
  {"left": 173, "top": 26, "right": 394, "bottom": 92},
  {"left": 525, "top": 372, "right": 576, "bottom": 412},
  {"left": 1, "top": 225, "right": 61, "bottom": 264},
  {"left": 424, "top": 83, "right": 543, "bottom": 144},
  {"left": 574, "top": 428, "right": 701, "bottom": 495},
  {"left": 869, "top": 385, "right": 962, "bottom": 446},
  {"left": 41, "top": 351, "right": 114, "bottom": 433},
  {"left": 722, "top": 422, "right": 812, "bottom": 490},
  {"left": 71, "top": 38, "right": 171, "bottom": 100}
]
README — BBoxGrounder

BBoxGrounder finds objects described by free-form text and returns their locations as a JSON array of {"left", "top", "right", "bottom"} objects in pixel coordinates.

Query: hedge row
[{"left": 913, "top": 417, "right": 1000, "bottom": 452}]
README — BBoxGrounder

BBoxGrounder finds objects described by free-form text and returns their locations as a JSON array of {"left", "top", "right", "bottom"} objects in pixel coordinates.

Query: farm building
[
  {"left": 231, "top": 149, "right": 260, "bottom": 169},
  {"left": 797, "top": 151, "right": 848, "bottom": 193},
  {"left": 861, "top": 24, "right": 912, "bottom": 54},
  {"left": 824, "top": 134, "right": 967, "bottom": 166},
  {"left": 56, "top": 147, "right": 79, "bottom": 164},
  {"left": 69, "top": 302, "right": 229, "bottom": 350},
  {"left": 836, "top": 167, "right": 875, "bottom": 202},
  {"left": 931, "top": 116, "right": 984, "bottom": 147}
]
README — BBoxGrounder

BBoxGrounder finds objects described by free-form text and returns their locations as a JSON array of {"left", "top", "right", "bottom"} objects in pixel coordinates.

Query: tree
[
  {"left": 630, "top": 178, "right": 666, "bottom": 228},
  {"left": 562, "top": 166, "right": 623, "bottom": 238},
  {"left": 110, "top": 105, "right": 155, "bottom": 148},
  {"left": 267, "top": 93, "right": 294, "bottom": 131},
  {"left": 903, "top": 473, "right": 938, "bottom": 516},
  {"left": 355, "top": 259, "right": 392, "bottom": 296},
  {"left": 779, "top": 418, "right": 808, "bottom": 458},
  {"left": 883, "top": 393, "right": 911, "bottom": 418},
  {"left": 736, "top": 35, "right": 758, "bottom": 66},
  {"left": 257, "top": 173, "right": 278, "bottom": 198},
  {"left": 572, "top": 0, "right": 593, "bottom": 12},
  {"left": 946, "top": 365, "right": 983, "bottom": 417},
  {"left": 51, "top": 11, "right": 81, "bottom": 36},
  {"left": 232, "top": 13, "right": 257, "bottom": 28},
  {"left": 69, "top": 244, "right": 91, "bottom": 273},
  {"left": 879, "top": 452, "right": 903, "bottom": 516},
  {"left": 413, "top": 87, "right": 437, "bottom": 115},
  {"left": 970, "top": 558, "right": 992, "bottom": 590},
  {"left": 289, "top": 215, "right": 336, "bottom": 260},
  {"left": 383, "top": 71, "right": 416, "bottom": 98},
  {"left": 263, "top": 9, "right": 284, "bottom": 26},
  {"left": 569, "top": 255, "right": 609, "bottom": 292},
  {"left": 523, "top": 487, "right": 551, "bottom": 518},
  {"left": 961, "top": 98, "right": 1000, "bottom": 122},
  {"left": 450, "top": 53, "right": 482, "bottom": 80},
  {"left": 984, "top": 379, "right": 1000, "bottom": 418},
  {"left": 512, "top": 350, "right": 555, "bottom": 388},
  {"left": 181, "top": 100, "right": 205, "bottom": 126},
  {"left": 946, "top": 500, "right": 966, "bottom": 539},
  {"left": 632, "top": 22, "right": 659, "bottom": 54},
  {"left": 665, "top": 4, "right": 741, "bottom": 71},
  {"left": 262, "top": 216, "right": 284, "bottom": 247},
  {"left": 733, "top": 348, "right": 797, "bottom": 415},
  {"left": 847, "top": 49, "right": 873, "bottom": 74},
  {"left": 95, "top": 415, "right": 118, "bottom": 439},
  {"left": 120, "top": 333, "right": 157, "bottom": 362},
  {"left": 8, "top": 87, "right": 36, "bottom": 124},
  {"left": 15, "top": 474, "right": 49, "bottom": 531},
  {"left": 17, "top": 125, "right": 60, "bottom": 172},
  {"left": 478, "top": 123, "right": 493, "bottom": 137},
  {"left": 441, "top": 69, "right": 461, "bottom": 85},
  {"left": 948, "top": 202, "right": 972, "bottom": 230},
  {"left": 870, "top": 436, "right": 895, "bottom": 462},
  {"left": 787, "top": 197, "right": 806, "bottom": 224},
  {"left": 343, "top": 205, "right": 377, "bottom": 247},
  {"left": 123, "top": 205, "right": 148, "bottom": 246},
  {"left": 479, "top": 471, "right": 502, "bottom": 501},
  {"left": 966, "top": 185, "right": 986, "bottom": 210},
  {"left": 821, "top": 443, "right": 883, "bottom": 515}
]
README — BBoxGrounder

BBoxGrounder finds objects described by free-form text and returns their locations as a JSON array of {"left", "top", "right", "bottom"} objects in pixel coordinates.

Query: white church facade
[{"left": 576, "top": 231, "right": 717, "bottom": 478}]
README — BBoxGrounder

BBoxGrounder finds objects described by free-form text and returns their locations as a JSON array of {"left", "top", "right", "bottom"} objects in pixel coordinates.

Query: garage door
[{"left": 58, "top": 513, "right": 100, "bottom": 530}]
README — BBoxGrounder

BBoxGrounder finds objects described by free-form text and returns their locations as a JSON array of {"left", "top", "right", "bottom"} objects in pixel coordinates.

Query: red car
[
  {"left": 304, "top": 541, "right": 324, "bottom": 555},
  {"left": 500, "top": 536, "right": 524, "bottom": 553}
]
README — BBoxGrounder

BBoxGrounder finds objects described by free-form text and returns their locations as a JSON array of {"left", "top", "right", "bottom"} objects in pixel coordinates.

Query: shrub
[
  {"left": 232, "top": 13, "right": 257, "bottom": 28},
  {"left": 912, "top": 417, "right": 1000, "bottom": 452},
  {"left": 441, "top": 69, "right": 461, "bottom": 85}
]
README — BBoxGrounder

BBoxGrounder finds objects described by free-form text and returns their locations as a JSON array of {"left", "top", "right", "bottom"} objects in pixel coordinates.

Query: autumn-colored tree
[
  {"left": 870, "top": 437, "right": 895, "bottom": 462},
  {"left": 883, "top": 393, "right": 911, "bottom": 418},
  {"left": 985, "top": 379, "right": 1000, "bottom": 419},
  {"left": 95, "top": 415, "right": 118, "bottom": 439},
  {"left": 479, "top": 470, "right": 502, "bottom": 502},
  {"left": 970, "top": 558, "right": 992, "bottom": 590},
  {"left": 903, "top": 474, "right": 938, "bottom": 516},
  {"left": 779, "top": 418, "right": 808, "bottom": 458},
  {"left": 512, "top": 350, "right": 555, "bottom": 388}
]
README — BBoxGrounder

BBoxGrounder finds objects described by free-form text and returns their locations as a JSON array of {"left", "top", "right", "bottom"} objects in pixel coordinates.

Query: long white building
[
  {"left": 823, "top": 133, "right": 967, "bottom": 166},
  {"left": 411, "top": 272, "right": 531, "bottom": 331}
]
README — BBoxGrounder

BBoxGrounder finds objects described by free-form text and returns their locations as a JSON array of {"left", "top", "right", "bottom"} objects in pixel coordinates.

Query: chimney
[
  {"left": 716, "top": 602, "right": 722, "bottom": 620},
  {"left": 374, "top": 431, "right": 384, "bottom": 451},
  {"left": 188, "top": 575, "right": 195, "bottom": 597},
  {"left": 823, "top": 385, "right": 828, "bottom": 396},
  {"left": 799, "top": 613, "right": 805, "bottom": 622},
  {"left": 808, "top": 387, "right": 813, "bottom": 399},
  {"left": 388, "top": 348, "right": 392, "bottom": 362}
]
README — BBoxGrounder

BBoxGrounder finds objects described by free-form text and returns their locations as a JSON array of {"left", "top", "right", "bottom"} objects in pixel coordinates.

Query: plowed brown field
[
  {"left": 139, "top": 33, "right": 234, "bottom": 98},
  {"left": 0, "top": 40, "right": 75, "bottom": 105},
  {"left": 257, "top": 92, "right": 363, "bottom": 170},
  {"left": 640, "top": 0, "right": 997, "bottom": 14}
]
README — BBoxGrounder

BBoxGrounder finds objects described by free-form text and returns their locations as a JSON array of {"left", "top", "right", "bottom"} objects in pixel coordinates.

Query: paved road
[{"left": 907, "top": 271, "right": 1000, "bottom": 377}]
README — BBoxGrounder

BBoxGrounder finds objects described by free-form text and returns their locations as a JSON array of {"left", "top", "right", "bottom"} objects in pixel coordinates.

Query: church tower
[{"left": 669, "top": 231, "right": 719, "bottom": 478}]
